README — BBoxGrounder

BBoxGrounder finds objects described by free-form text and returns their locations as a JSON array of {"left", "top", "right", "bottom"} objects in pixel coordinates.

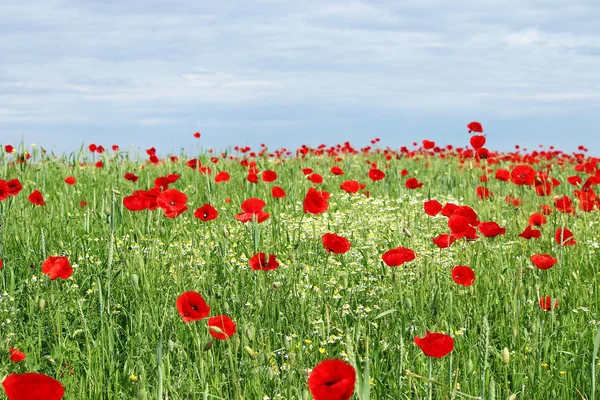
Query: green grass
[{"left": 1, "top": 144, "right": 599, "bottom": 399}]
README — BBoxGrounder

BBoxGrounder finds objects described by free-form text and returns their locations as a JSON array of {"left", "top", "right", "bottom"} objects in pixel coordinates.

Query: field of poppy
[{"left": 1, "top": 125, "right": 600, "bottom": 399}]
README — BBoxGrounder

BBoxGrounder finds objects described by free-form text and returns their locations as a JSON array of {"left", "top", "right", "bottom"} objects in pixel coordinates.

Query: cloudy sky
[{"left": 1, "top": 0, "right": 599, "bottom": 155}]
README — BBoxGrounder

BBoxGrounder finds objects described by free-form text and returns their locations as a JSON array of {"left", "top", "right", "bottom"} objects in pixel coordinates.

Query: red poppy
[
  {"left": 236, "top": 198, "right": 270, "bottom": 223},
  {"left": 567, "top": 176, "right": 582, "bottom": 186},
  {"left": 249, "top": 253, "right": 279, "bottom": 270},
  {"left": 476, "top": 186, "right": 492, "bottom": 200},
  {"left": 301, "top": 168, "right": 313, "bottom": 175},
  {"left": 124, "top": 173, "right": 139, "bottom": 182},
  {"left": 112, "top": 145, "right": 119, "bottom": 151},
  {"left": 157, "top": 189, "right": 188, "bottom": 218},
  {"left": 9, "top": 347, "right": 26, "bottom": 362},
  {"left": 330, "top": 166, "right": 345, "bottom": 175},
  {"left": 528, "top": 213, "right": 546, "bottom": 226},
  {"left": 64, "top": 176, "right": 76, "bottom": 185},
  {"left": 424, "top": 200, "right": 442, "bottom": 216},
  {"left": 540, "top": 204, "right": 553, "bottom": 215},
  {"left": 207, "top": 315, "right": 237, "bottom": 340},
  {"left": 530, "top": 254, "right": 558, "bottom": 270},
  {"left": 193, "top": 132, "right": 201, "bottom": 138},
  {"left": 422, "top": 140, "right": 435, "bottom": 149},
  {"left": 495, "top": 169, "right": 510, "bottom": 181},
  {"left": 95, "top": 160, "right": 103, "bottom": 168},
  {"left": 518, "top": 226, "right": 541, "bottom": 239},
  {"left": 539, "top": 296, "right": 558, "bottom": 311},
  {"left": 432, "top": 234, "right": 455, "bottom": 248},
  {"left": 2, "top": 373, "right": 65, "bottom": 400},
  {"left": 451, "top": 266, "right": 475, "bottom": 286},
  {"left": 194, "top": 204, "right": 218, "bottom": 221},
  {"left": 555, "top": 228, "right": 576, "bottom": 246},
  {"left": 505, "top": 195, "right": 523, "bottom": 207},
  {"left": 42, "top": 256, "right": 73, "bottom": 280},
  {"left": 89, "top": 144, "right": 97, "bottom": 152},
  {"left": 0, "top": 181, "right": 8, "bottom": 201},
  {"left": 28, "top": 190, "right": 46, "bottom": 206},
  {"left": 5, "top": 144, "right": 14, "bottom": 153},
  {"left": 441, "top": 202, "right": 458, "bottom": 217},
  {"left": 467, "top": 121, "right": 483, "bottom": 133},
  {"left": 271, "top": 186, "right": 286, "bottom": 198},
  {"left": 80, "top": 200, "right": 87, "bottom": 208},
  {"left": 123, "top": 190, "right": 152, "bottom": 211},
  {"left": 304, "top": 187, "right": 329, "bottom": 214},
  {"left": 511, "top": 165, "right": 536, "bottom": 186},
  {"left": 308, "top": 173, "right": 324, "bottom": 184},
  {"left": 322, "top": 233, "right": 351, "bottom": 254},
  {"left": 0, "top": 258, "right": 3, "bottom": 269},
  {"left": 448, "top": 215, "right": 473, "bottom": 238},
  {"left": 7, "top": 179, "right": 22, "bottom": 196},
  {"left": 340, "top": 180, "right": 366, "bottom": 194},
  {"left": 414, "top": 331, "right": 454, "bottom": 358},
  {"left": 405, "top": 177, "right": 423, "bottom": 189},
  {"left": 382, "top": 247, "right": 416, "bottom": 266},
  {"left": 262, "top": 170, "right": 277, "bottom": 182},
  {"left": 176, "top": 292, "right": 210, "bottom": 323},
  {"left": 478, "top": 222, "right": 506, "bottom": 237},
  {"left": 554, "top": 196, "right": 574, "bottom": 214},
  {"left": 368, "top": 168, "right": 385, "bottom": 181},
  {"left": 308, "top": 359, "right": 356, "bottom": 400},
  {"left": 215, "top": 171, "right": 230, "bottom": 183},
  {"left": 470, "top": 135, "right": 486, "bottom": 149}
]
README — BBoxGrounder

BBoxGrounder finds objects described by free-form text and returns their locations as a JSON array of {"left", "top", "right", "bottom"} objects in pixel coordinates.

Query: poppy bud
[
  {"left": 72, "top": 329, "right": 83, "bottom": 337},
  {"left": 256, "top": 299, "right": 263, "bottom": 308},
  {"left": 245, "top": 325, "right": 256, "bottom": 341},
  {"left": 39, "top": 298, "right": 46, "bottom": 310},
  {"left": 244, "top": 346, "right": 256, "bottom": 359},
  {"left": 502, "top": 347, "right": 510, "bottom": 364},
  {"left": 137, "top": 389, "right": 148, "bottom": 400},
  {"left": 403, "top": 227, "right": 412, "bottom": 238},
  {"left": 271, "top": 281, "right": 281, "bottom": 290},
  {"left": 223, "top": 301, "right": 230, "bottom": 313},
  {"left": 508, "top": 395, "right": 517, "bottom": 400},
  {"left": 267, "top": 367, "right": 274, "bottom": 380},
  {"left": 58, "top": 239, "right": 64, "bottom": 249},
  {"left": 209, "top": 326, "right": 224, "bottom": 335},
  {"left": 168, "top": 340, "right": 175, "bottom": 352},
  {"left": 467, "top": 359, "right": 474, "bottom": 372},
  {"left": 404, "top": 298, "right": 412, "bottom": 310},
  {"left": 131, "top": 274, "right": 139, "bottom": 288},
  {"left": 203, "top": 340, "right": 213, "bottom": 351},
  {"left": 302, "top": 389, "right": 310, "bottom": 400}
]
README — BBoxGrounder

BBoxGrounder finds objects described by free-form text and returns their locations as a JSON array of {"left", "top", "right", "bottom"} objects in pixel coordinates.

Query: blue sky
[{"left": 1, "top": 0, "right": 599, "bottom": 156}]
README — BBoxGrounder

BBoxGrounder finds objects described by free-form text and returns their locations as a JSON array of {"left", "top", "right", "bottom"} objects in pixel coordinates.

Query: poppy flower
[
  {"left": 511, "top": 165, "right": 536, "bottom": 186},
  {"left": 193, "top": 132, "right": 201, "bottom": 138},
  {"left": 478, "top": 222, "right": 506, "bottom": 237},
  {"left": 441, "top": 202, "right": 458, "bottom": 217},
  {"left": 467, "top": 121, "right": 483, "bottom": 133},
  {"left": 0, "top": 258, "right": 3, "bottom": 269},
  {"left": 414, "top": 331, "right": 454, "bottom": 358},
  {"left": 448, "top": 215, "right": 472, "bottom": 238},
  {"left": 194, "top": 204, "right": 218, "bottom": 221},
  {"left": 207, "top": 315, "right": 237, "bottom": 340},
  {"left": 80, "top": 200, "right": 87, "bottom": 208},
  {"left": 64, "top": 176, "right": 76, "bottom": 185},
  {"left": 555, "top": 228, "right": 576, "bottom": 246},
  {"left": 249, "top": 253, "right": 279, "bottom": 270},
  {"left": 495, "top": 169, "right": 510, "bottom": 181},
  {"left": 424, "top": 200, "right": 442, "bottom": 216},
  {"left": 554, "top": 196, "right": 574, "bottom": 214},
  {"left": 0, "top": 181, "right": 8, "bottom": 201},
  {"left": 123, "top": 190, "right": 152, "bottom": 211},
  {"left": 176, "top": 291, "right": 210, "bottom": 322},
  {"left": 540, "top": 204, "right": 553, "bottom": 215},
  {"left": 432, "top": 234, "right": 455, "bottom": 248},
  {"left": 476, "top": 186, "right": 492, "bottom": 200},
  {"left": 530, "top": 254, "right": 558, "bottom": 270},
  {"left": 528, "top": 213, "right": 546, "bottom": 226},
  {"left": 567, "top": 176, "right": 582, "bottom": 186},
  {"left": 236, "top": 198, "right": 270, "bottom": 223},
  {"left": 539, "top": 296, "right": 559, "bottom": 311},
  {"left": 368, "top": 168, "right": 385, "bottom": 181},
  {"left": 505, "top": 195, "right": 523, "bottom": 207},
  {"left": 470, "top": 135, "right": 486, "bottom": 149},
  {"left": 42, "top": 256, "right": 73, "bottom": 280},
  {"left": 112, "top": 145, "right": 119, "bottom": 151},
  {"left": 157, "top": 189, "right": 188, "bottom": 218},
  {"left": 322, "top": 233, "right": 351, "bottom": 254},
  {"left": 28, "top": 190, "right": 46, "bottom": 206},
  {"left": 340, "top": 180, "right": 366, "bottom": 194},
  {"left": 5, "top": 144, "right": 14, "bottom": 153},
  {"left": 382, "top": 247, "right": 416, "bottom": 266},
  {"left": 518, "top": 226, "right": 541, "bottom": 239},
  {"left": 301, "top": 168, "right": 313, "bottom": 175},
  {"left": 215, "top": 171, "right": 230, "bottom": 183},
  {"left": 451, "top": 266, "right": 475, "bottom": 286},
  {"left": 306, "top": 173, "right": 323, "bottom": 184},
  {"left": 247, "top": 173, "right": 258, "bottom": 184},
  {"left": 95, "top": 160, "right": 103, "bottom": 168},
  {"left": 9, "top": 347, "right": 26, "bottom": 362},
  {"left": 405, "top": 177, "right": 423, "bottom": 189},
  {"left": 422, "top": 140, "right": 435, "bottom": 149},
  {"left": 271, "top": 186, "right": 286, "bottom": 198},
  {"left": 330, "top": 166, "right": 344, "bottom": 175},
  {"left": 453, "top": 206, "right": 479, "bottom": 225},
  {"left": 7, "top": 179, "right": 22, "bottom": 196},
  {"left": 2, "top": 373, "right": 65, "bottom": 400},
  {"left": 308, "top": 359, "right": 356, "bottom": 400},
  {"left": 304, "top": 188, "right": 329, "bottom": 215},
  {"left": 124, "top": 172, "right": 139, "bottom": 182},
  {"left": 262, "top": 170, "right": 277, "bottom": 182},
  {"left": 89, "top": 144, "right": 97, "bottom": 152}
]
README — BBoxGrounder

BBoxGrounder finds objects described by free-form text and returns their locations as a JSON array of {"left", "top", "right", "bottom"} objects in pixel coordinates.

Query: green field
[{"left": 1, "top": 141, "right": 599, "bottom": 399}]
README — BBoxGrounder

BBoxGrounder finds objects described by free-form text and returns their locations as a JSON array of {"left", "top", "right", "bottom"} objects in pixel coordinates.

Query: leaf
[{"left": 372, "top": 309, "right": 397, "bottom": 321}]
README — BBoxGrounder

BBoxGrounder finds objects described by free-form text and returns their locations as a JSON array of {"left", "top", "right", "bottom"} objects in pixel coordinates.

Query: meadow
[{"left": 1, "top": 130, "right": 600, "bottom": 399}]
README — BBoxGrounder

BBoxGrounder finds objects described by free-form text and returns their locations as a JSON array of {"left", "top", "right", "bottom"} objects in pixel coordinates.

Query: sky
[{"left": 1, "top": 0, "right": 600, "bottom": 156}]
